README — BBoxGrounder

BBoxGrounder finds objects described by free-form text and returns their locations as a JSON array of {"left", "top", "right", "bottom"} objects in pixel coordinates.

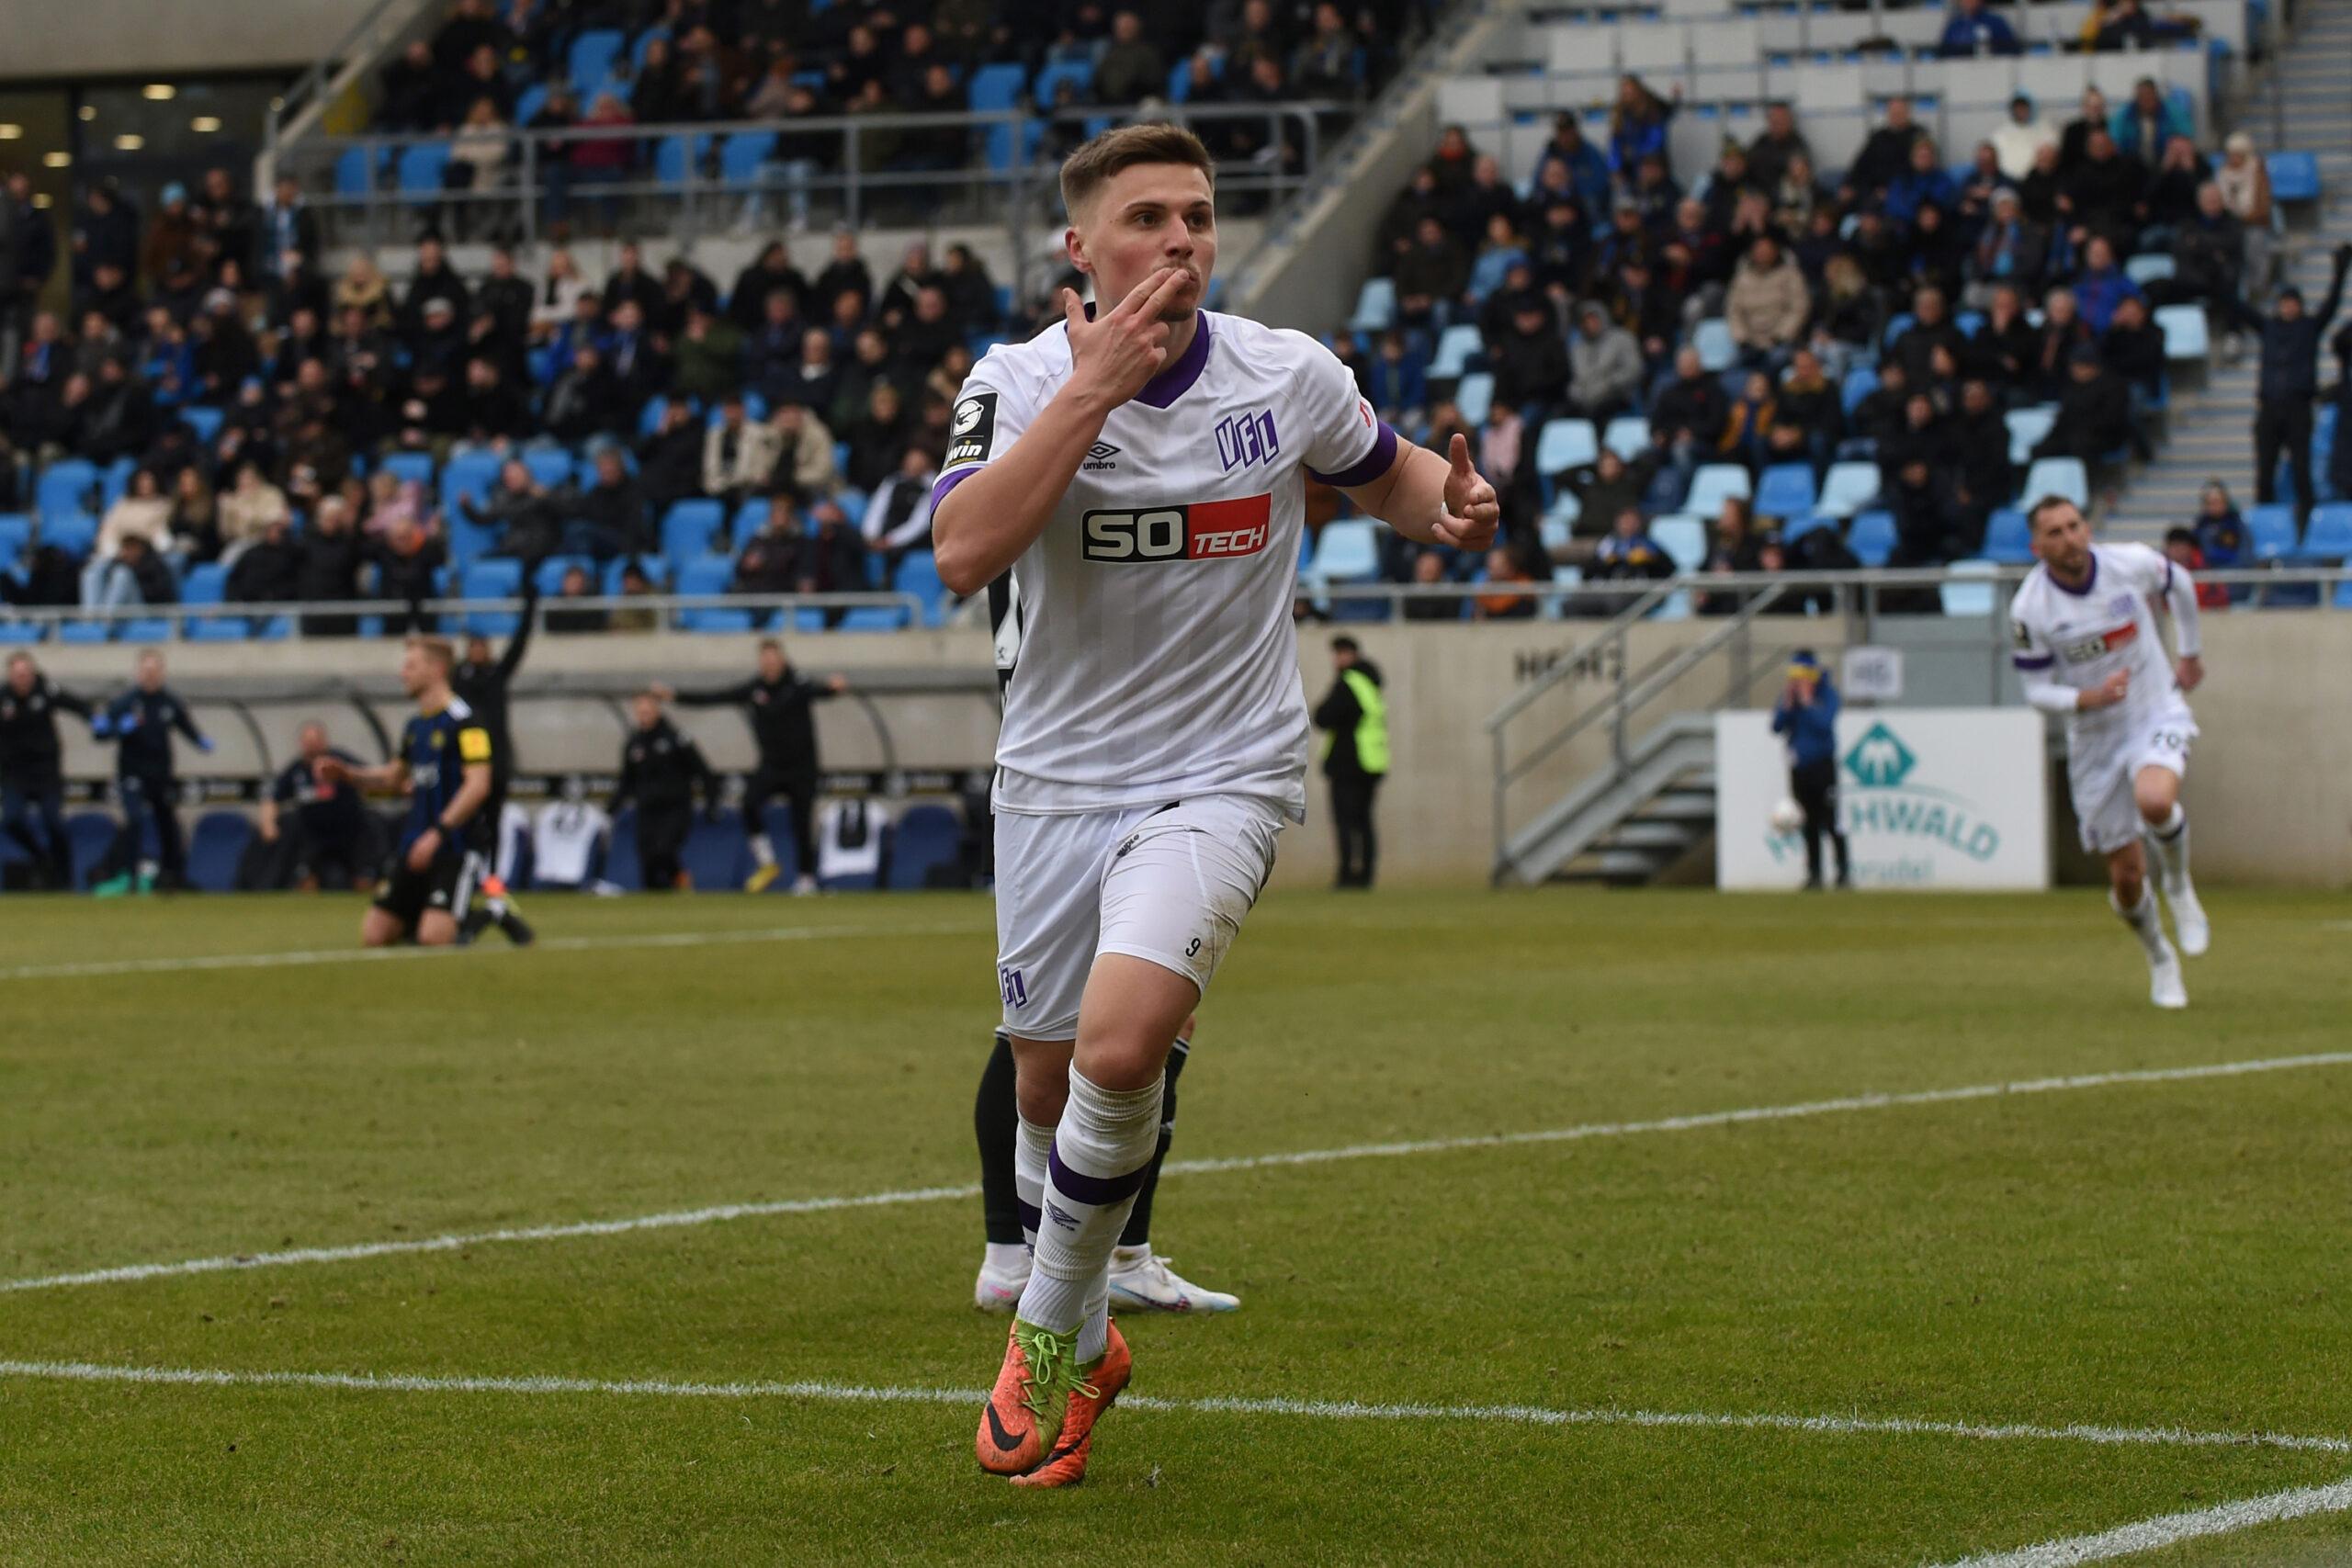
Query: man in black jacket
[
  {"left": 1311, "top": 636, "right": 1390, "bottom": 890},
  {"left": 297, "top": 495, "right": 365, "bottom": 637},
  {"left": 661, "top": 639, "right": 846, "bottom": 893},
  {"left": 613, "top": 691, "right": 717, "bottom": 892},
  {"left": 92, "top": 649, "right": 209, "bottom": 895},
  {"left": 2255, "top": 242, "right": 2352, "bottom": 523},
  {"left": 453, "top": 580, "right": 538, "bottom": 944},
  {"left": 1649, "top": 344, "right": 1727, "bottom": 483},
  {"left": 2035, "top": 345, "right": 2135, "bottom": 467},
  {"left": 0, "top": 651, "right": 96, "bottom": 888}
]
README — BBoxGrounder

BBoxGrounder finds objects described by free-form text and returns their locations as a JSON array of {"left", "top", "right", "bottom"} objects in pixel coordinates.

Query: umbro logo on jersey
[
  {"left": 1215, "top": 409, "right": 1280, "bottom": 472},
  {"left": 1080, "top": 494, "right": 1272, "bottom": 563},
  {"left": 1083, "top": 441, "right": 1121, "bottom": 470}
]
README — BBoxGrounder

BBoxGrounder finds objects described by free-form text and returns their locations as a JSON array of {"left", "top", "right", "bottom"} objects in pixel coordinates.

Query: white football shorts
[
  {"left": 2070, "top": 702, "right": 2196, "bottom": 855},
  {"left": 993, "top": 793, "right": 1286, "bottom": 1041}
]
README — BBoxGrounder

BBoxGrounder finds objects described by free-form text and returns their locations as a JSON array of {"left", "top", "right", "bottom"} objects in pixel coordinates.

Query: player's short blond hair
[
  {"left": 407, "top": 635, "right": 457, "bottom": 671},
  {"left": 1059, "top": 122, "right": 1216, "bottom": 220}
]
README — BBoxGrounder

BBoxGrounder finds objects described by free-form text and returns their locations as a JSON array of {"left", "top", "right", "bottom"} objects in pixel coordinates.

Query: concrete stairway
[{"left": 2111, "top": 0, "right": 2352, "bottom": 541}]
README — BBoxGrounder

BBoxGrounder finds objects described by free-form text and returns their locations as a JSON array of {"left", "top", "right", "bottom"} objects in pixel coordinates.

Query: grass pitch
[{"left": 3, "top": 887, "right": 2350, "bottom": 1565}]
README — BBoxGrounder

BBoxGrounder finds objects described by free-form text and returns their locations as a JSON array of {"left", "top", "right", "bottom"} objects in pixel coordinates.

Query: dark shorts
[{"left": 371, "top": 839, "right": 478, "bottom": 929}]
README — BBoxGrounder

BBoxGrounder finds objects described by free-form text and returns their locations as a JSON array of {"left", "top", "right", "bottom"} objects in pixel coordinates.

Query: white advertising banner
[{"left": 1714, "top": 708, "right": 2051, "bottom": 890}]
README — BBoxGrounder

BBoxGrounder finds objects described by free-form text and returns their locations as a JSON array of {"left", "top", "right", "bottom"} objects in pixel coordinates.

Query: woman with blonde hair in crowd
[
  {"left": 334, "top": 254, "right": 392, "bottom": 330},
  {"left": 2216, "top": 131, "right": 2277, "bottom": 299}
]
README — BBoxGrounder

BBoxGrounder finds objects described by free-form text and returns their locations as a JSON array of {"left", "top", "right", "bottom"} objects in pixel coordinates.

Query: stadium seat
[
  {"left": 187, "top": 812, "right": 254, "bottom": 893},
  {"left": 1453, "top": 371, "right": 1495, "bottom": 427},
  {"left": 2296, "top": 502, "right": 2352, "bottom": 562},
  {"left": 459, "top": 559, "right": 526, "bottom": 637},
  {"left": 1309, "top": 519, "right": 1380, "bottom": 580},
  {"left": 533, "top": 554, "right": 597, "bottom": 593},
  {"left": 654, "top": 133, "right": 712, "bottom": 184},
  {"left": 1815, "top": 461, "right": 1880, "bottom": 519},
  {"left": 887, "top": 803, "right": 964, "bottom": 890},
  {"left": 2246, "top": 503, "right": 2299, "bottom": 560},
  {"left": 1981, "top": 507, "right": 2033, "bottom": 564},
  {"left": 396, "top": 143, "right": 452, "bottom": 198},
  {"left": 379, "top": 451, "right": 435, "bottom": 490},
  {"left": 2022, "top": 457, "right": 2088, "bottom": 509},
  {"left": 2005, "top": 406, "right": 2057, "bottom": 467},
  {"left": 66, "top": 811, "right": 118, "bottom": 887},
  {"left": 1755, "top": 463, "right": 1816, "bottom": 518},
  {"left": 1650, "top": 515, "right": 1707, "bottom": 573},
  {"left": 681, "top": 808, "right": 751, "bottom": 891},
  {"left": 568, "top": 28, "right": 627, "bottom": 93},
  {"left": 0, "top": 620, "right": 47, "bottom": 644},
  {"left": 1692, "top": 318, "right": 1736, "bottom": 372},
  {"left": 1848, "top": 509, "right": 1896, "bottom": 567},
  {"left": 1781, "top": 512, "right": 1831, "bottom": 543},
  {"left": 100, "top": 457, "right": 135, "bottom": 510},
  {"left": 1840, "top": 367, "right": 1878, "bottom": 416},
  {"left": 1939, "top": 559, "right": 1998, "bottom": 617},
  {"left": 2268, "top": 150, "right": 2321, "bottom": 203},
  {"left": 1429, "top": 323, "right": 1485, "bottom": 381},
  {"left": 334, "top": 146, "right": 379, "bottom": 197},
  {"left": 116, "top": 617, "right": 173, "bottom": 643},
  {"left": 719, "top": 130, "right": 777, "bottom": 184},
  {"left": 1683, "top": 464, "right": 1751, "bottom": 517},
  {"left": 0, "top": 513, "right": 33, "bottom": 557},
  {"left": 676, "top": 556, "right": 752, "bottom": 631},
  {"left": 1602, "top": 416, "right": 1650, "bottom": 461},
  {"left": 1347, "top": 277, "right": 1396, "bottom": 334},
  {"left": 37, "top": 459, "right": 98, "bottom": 525},
  {"left": 1535, "top": 418, "right": 1600, "bottom": 476},
  {"left": 603, "top": 807, "right": 642, "bottom": 892},
  {"left": 840, "top": 604, "right": 910, "bottom": 631},
  {"left": 663, "top": 500, "right": 728, "bottom": 568},
  {"left": 2125, "top": 254, "right": 2177, "bottom": 287},
  {"left": 893, "top": 550, "right": 948, "bottom": 626},
  {"left": 1033, "top": 58, "right": 1094, "bottom": 105},
  {"left": 2154, "top": 304, "right": 2210, "bottom": 361},
  {"left": 523, "top": 448, "right": 576, "bottom": 491},
  {"left": 56, "top": 619, "right": 108, "bottom": 643}
]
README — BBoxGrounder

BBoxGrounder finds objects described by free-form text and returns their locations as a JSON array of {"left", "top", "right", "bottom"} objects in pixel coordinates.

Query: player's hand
[
  {"left": 2175, "top": 654, "right": 2204, "bottom": 693},
  {"left": 312, "top": 756, "right": 347, "bottom": 784},
  {"left": 257, "top": 820, "right": 278, "bottom": 843},
  {"left": 827, "top": 673, "right": 848, "bottom": 694},
  {"left": 406, "top": 827, "right": 440, "bottom": 873},
  {"left": 1062, "top": 268, "right": 1190, "bottom": 410},
  {"left": 1433, "top": 434, "right": 1500, "bottom": 550},
  {"left": 2082, "top": 669, "right": 2131, "bottom": 710},
  {"left": 650, "top": 682, "right": 675, "bottom": 702}
]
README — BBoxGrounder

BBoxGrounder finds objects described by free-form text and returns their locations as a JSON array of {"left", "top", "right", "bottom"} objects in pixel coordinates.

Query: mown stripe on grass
[
  {"left": 3, "top": 1359, "right": 2348, "bottom": 1461},
  {"left": 1927, "top": 1474, "right": 2352, "bottom": 1565},
  {"left": 7, "top": 1051, "right": 2350, "bottom": 1297}
]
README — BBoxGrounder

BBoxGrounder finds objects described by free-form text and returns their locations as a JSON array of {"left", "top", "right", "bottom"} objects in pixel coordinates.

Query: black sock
[
  {"left": 976, "top": 1029, "right": 1023, "bottom": 1247},
  {"left": 1118, "top": 1036, "right": 1188, "bottom": 1250}
]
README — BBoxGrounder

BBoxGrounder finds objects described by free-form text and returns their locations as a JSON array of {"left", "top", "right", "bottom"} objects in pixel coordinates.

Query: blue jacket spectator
[
  {"left": 1770, "top": 656, "right": 1840, "bottom": 766},
  {"left": 2108, "top": 85, "right": 2193, "bottom": 162},
  {"left": 1535, "top": 115, "right": 1614, "bottom": 218},
  {"left": 1883, "top": 157, "right": 1959, "bottom": 227},
  {"left": 2073, "top": 251, "right": 2144, "bottom": 333},
  {"left": 1608, "top": 79, "right": 1675, "bottom": 175},
  {"left": 1939, "top": 0, "right": 2022, "bottom": 56}
]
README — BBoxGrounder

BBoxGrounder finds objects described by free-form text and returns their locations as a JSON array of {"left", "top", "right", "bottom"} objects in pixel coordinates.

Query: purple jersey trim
[
  {"left": 1133, "top": 310, "right": 1214, "bottom": 408},
  {"left": 929, "top": 464, "right": 982, "bottom": 513},
  {"left": 2012, "top": 653, "right": 2055, "bottom": 670},
  {"left": 2050, "top": 555, "right": 2099, "bottom": 597},
  {"left": 1307, "top": 421, "right": 1401, "bottom": 490}
]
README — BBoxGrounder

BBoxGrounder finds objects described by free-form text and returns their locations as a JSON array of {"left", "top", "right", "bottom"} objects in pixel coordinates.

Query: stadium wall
[
  {"left": 30, "top": 611, "right": 2352, "bottom": 888},
  {"left": 0, "top": 0, "right": 382, "bottom": 80}
]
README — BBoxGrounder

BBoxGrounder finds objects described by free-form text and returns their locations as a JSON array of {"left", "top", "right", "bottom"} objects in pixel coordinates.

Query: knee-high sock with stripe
[
  {"left": 1017, "top": 1066, "right": 1163, "bottom": 1360},
  {"left": 1013, "top": 1114, "right": 1051, "bottom": 1249},
  {"left": 2112, "top": 886, "right": 2175, "bottom": 966},
  {"left": 2145, "top": 803, "right": 2191, "bottom": 893}
]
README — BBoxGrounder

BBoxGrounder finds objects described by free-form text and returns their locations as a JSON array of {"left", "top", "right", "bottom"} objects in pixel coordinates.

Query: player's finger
[
  {"left": 1061, "top": 288, "right": 1085, "bottom": 332},
  {"left": 1138, "top": 265, "right": 1193, "bottom": 319},
  {"left": 1109, "top": 266, "right": 1174, "bottom": 320},
  {"left": 1448, "top": 432, "right": 1474, "bottom": 473}
]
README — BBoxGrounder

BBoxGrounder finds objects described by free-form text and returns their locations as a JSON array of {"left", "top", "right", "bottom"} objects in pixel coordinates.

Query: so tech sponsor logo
[
  {"left": 1830, "top": 720, "right": 2002, "bottom": 863},
  {"left": 1080, "top": 494, "right": 1272, "bottom": 563}
]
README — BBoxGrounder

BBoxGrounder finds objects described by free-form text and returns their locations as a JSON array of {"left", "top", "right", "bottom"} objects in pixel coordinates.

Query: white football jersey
[
  {"left": 2009, "top": 543, "right": 2191, "bottom": 740},
  {"left": 935, "top": 309, "right": 1394, "bottom": 819},
  {"left": 532, "top": 799, "right": 611, "bottom": 887}
]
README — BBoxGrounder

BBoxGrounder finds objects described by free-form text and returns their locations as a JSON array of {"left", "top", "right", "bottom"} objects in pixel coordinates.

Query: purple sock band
[{"left": 1047, "top": 1141, "right": 1151, "bottom": 1208}]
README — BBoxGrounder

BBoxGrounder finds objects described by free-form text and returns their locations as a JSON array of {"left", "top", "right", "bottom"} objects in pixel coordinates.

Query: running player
[
  {"left": 2009, "top": 497, "right": 2208, "bottom": 1008},
  {"left": 972, "top": 1012, "right": 1237, "bottom": 1314},
  {"left": 935, "top": 124, "right": 1498, "bottom": 1487},
  {"left": 317, "top": 637, "right": 495, "bottom": 949}
]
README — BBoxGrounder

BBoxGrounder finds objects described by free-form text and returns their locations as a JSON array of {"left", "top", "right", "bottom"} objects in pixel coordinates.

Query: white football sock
[
  {"left": 1016, "top": 1066, "right": 1162, "bottom": 1342},
  {"left": 2145, "top": 804, "right": 2190, "bottom": 891},
  {"left": 983, "top": 1241, "right": 1029, "bottom": 1275},
  {"left": 749, "top": 832, "right": 776, "bottom": 869},
  {"left": 2112, "top": 886, "right": 2175, "bottom": 965},
  {"left": 1013, "top": 1114, "right": 1051, "bottom": 1249}
]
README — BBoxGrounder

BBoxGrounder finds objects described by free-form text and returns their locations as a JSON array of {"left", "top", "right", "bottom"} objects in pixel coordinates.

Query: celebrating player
[
  {"left": 2010, "top": 497, "right": 2209, "bottom": 1008},
  {"left": 933, "top": 123, "right": 1499, "bottom": 1487},
  {"left": 317, "top": 637, "right": 495, "bottom": 949}
]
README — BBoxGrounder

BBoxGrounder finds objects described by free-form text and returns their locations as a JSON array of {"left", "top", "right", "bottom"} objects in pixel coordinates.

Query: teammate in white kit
[
  {"left": 2009, "top": 497, "right": 2209, "bottom": 1009},
  {"left": 933, "top": 124, "right": 1499, "bottom": 1487}
]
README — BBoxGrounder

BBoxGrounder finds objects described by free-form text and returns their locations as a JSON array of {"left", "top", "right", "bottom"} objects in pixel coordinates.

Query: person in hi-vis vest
[{"left": 1312, "top": 635, "right": 1390, "bottom": 889}]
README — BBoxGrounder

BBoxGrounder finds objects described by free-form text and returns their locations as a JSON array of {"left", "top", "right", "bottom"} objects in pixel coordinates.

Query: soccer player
[
  {"left": 0, "top": 651, "right": 97, "bottom": 889},
  {"left": 91, "top": 649, "right": 210, "bottom": 896},
  {"left": 452, "top": 584, "right": 537, "bottom": 944},
  {"left": 657, "top": 640, "right": 845, "bottom": 893},
  {"left": 972, "top": 1013, "right": 1238, "bottom": 1314},
  {"left": 316, "top": 637, "right": 494, "bottom": 949},
  {"left": 2010, "top": 496, "right": 2208, "bottom": 1008},
  {"left": 612, "top": 690, "right": 718, "bottom": 891},
  {"left": 933, "top": 123, "right": 1498, "bottom": 1486}
]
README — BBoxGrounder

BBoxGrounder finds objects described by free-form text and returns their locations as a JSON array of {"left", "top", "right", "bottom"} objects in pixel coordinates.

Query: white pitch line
[
  {"left": 0, "top": 920, "right": 986, "bottom": 983},
  {"left": 1927, "top": 1474, "right": 2352, "bottom": 1566},
  {"left": 6, "top": 1051, "right": 2349, "bottom": 1298},
  {"left": 4, "top": 1359, "right": 2348, "bottom": 1462}
]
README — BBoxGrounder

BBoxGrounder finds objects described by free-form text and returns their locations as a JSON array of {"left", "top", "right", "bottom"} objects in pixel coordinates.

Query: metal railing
[{"left": 0, "top": 589, "right": 931, "bottom": 640}]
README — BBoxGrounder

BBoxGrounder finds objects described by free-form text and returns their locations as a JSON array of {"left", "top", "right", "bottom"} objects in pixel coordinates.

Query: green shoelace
[{"left": 1013, "top": 1323, "right": 1100, "bottom": 1419}]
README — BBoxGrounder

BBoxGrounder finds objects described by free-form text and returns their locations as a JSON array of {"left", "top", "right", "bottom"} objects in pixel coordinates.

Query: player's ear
[{"left": 1064, "top": 226, "right": 1091, "bottom": 277}]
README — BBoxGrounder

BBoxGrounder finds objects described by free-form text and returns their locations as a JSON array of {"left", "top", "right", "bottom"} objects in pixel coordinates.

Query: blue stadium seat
[
  {"left": 523, "top": 448, "right": 576, "bottom": 491},
  {"left": 533, "top": 553, "right": 598, "bottom": 593},
  {"left": 663, "top": 500, "right": 728, "bottom": 569},
  {"left": 2006, "top": 405, "right": 2058, "bottom": 467},
  {"left": 1033, "top": 59, "right": 1094, "bottom": 106},
  {"left": 44, "top": 513, "right": 98, "bottom": 560},
  {"left": 2246, "top": 503, "right": 2298, "bottom": 560},
  {"left": 1755, "top": 463, "right": 1816, "bottom": 518},
  {"left": 1309, "top": 519, "right": 1380, "bottom": 580},
  {"left": 100, "top": 457, "right": 136, "bottom": 510},
  {"left": 2022, "top": 457, "right": 2088, "bottom": 509},
  {"left": 2268, "top": 150, "right": 2320, "bottom": 203},
  {"left": 568, "top": 28, "right": 627, "bottom": 94},
  {"left": 1603, "top": 416, "right": 1650, "bottom": 461},
  {"left": 1981, "top": 507, "right": 2033, "bottom": 564},
  {"left": 603, "top": 807, "right": 642, "bottom": 891},
  {"left": 181, "top": 405, "right": 223, "bottom": 446},
  {"left": 2125, "top": 254, "right": 2177, "bottom": 287},
  {"left": 676, "top": 556, "right": 752, "bottom": 631},
  {"left": 0, "top": 513, "right": 31, "bottom": 556},
  {"left": 1683, "top": 464, "right": 1752, "bottom": 517},
  {"left": 1534, "top": 418, "right": 1600, "bottom": 475},
  {"left": 116, "top": 617, "right": 173, "bottom": 643},
  {"left": 1453, "top": 371, "right": 1494, "bottom": 426},
  {"left": 1692, "top": 318, "right": 1736, "bottom": 373},
  {"left": 654, "top": 133, "right": 712, "bottom": 184},
  {"left": 840, "top": 604, "right": 910, "bottom": 631},
  {"left": 396, "top": 143, "right": 453, "bottom": 198},
  {"left": 888, "top": 803, "right": 964, "bottom": 890},
  {"left": 1347, "top": 276, "right": 1396, "bottom": 334},
  {"left": 1849, "top": 509, "right": 1896, "bottom": 567},
  {"left": 379, "top": 451, "right": 435, "bottom": 490},
  {"left": 0, "top": 620, "right": 47, "bottom": 644},
  {"left": 719, "top": 130, "right": 777, "bottom": 183},
  {"left": 188, "top": 812, "right": 254, "bottom": 893},
  {"left": 1840, "top": 367, "right": 1878, "bottom": 416},
  {"left": 2154, "top": 304, "right": 2210, "bottom": 361},
  {"left": 893, "top": 550, "right": 948, "bottom": 626},
  {"left": 1939, "top": 560, "right": 1998, "bottom": 617},
  {"left": 2296, "top": 502, "right": 2352, "bottom": 561},
  {"left": 1815, "top": 461, "right": 1880, "bottom": 519},
  {"left": 630, "top": 26, "right": 671, "bottom": 71},
  {"left": 67, "top": 812, "right": 118, "bottom": 886},
  {"left": 37, "top": 459, "right": 98, "bottom": 525},
  {"left": 335, "top": 146, "right": 379, "bottom": 197},
  {"left": 681, "top": 808, "right": 751, "bottom": 890},
  {"left": 1650, "top": 515, "right": 1707, "bottom": 573},
  {"left": 1781, "top": 513, "right": 1832, "bottom": 543},
  {"left": 460, "top": 559, "right": 526, "bottom": 637},
  {"left": 1429, "top": 323, "right": 1485, "bottom": 380},
  {"left": 513, "top": 84, "right": 549, "bottom": 130}
]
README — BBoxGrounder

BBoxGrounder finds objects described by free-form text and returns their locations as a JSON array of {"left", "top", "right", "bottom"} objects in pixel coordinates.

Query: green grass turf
[{"left": 3, "top": 888, "right": 2350, "bottom": 1565}]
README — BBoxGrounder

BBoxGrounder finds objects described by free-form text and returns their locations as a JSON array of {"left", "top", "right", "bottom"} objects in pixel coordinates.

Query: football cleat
[
  {"left": 976, "top": 1319, "right": 1080, "bottom": 1476},
  {"left": 2149, "top": 952, "right": 2188, "bottom": 1010},
  {"left": 974, "top": 1254, "right": 1030, "bottom": 1314},
  {"left": 499, "top": 909, "right": 537, "bottom": 946},
  {"left": 2165, "top": 882, "right": 2210, "bottom": 958},
  {"left": 1009, "top": 1320, "right": 1133, "bottom": 1489},
  {"left": 790, "top": 874, "right": 819, "bottom": 896},
  {"left": 745, "top": 863, "right": 781, "bottom": 894},
  {"left": 1107, "top": 1247, "right": 1239, "bottom": 1314}
]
